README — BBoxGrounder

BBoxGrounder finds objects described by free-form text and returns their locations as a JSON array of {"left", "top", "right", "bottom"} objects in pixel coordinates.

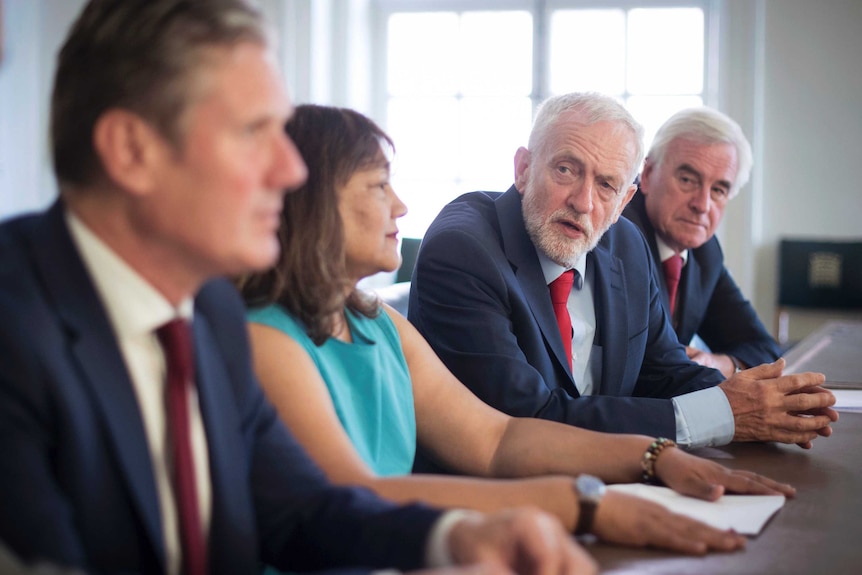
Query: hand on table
[
  {"left": 447, "top": 508, "right": 597, "bottom": 575},
  {"left": 718, "top": 359, "right": 838, "bottom": 448},
  {"left": 654, "top": 443, "right": 796, "bottom": 501},
  {"left": 591, "top": 490, "right": 745, "bottom": 555}
]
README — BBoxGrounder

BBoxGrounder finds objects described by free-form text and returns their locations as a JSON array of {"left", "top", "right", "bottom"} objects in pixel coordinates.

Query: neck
[{"left": 67, "top": 193, "right": 205, "bottom": 307}]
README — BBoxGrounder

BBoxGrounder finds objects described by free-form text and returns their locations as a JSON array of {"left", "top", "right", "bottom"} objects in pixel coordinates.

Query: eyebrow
[{"left": 677, "top": 163, "right": 732, "bottom": 190}]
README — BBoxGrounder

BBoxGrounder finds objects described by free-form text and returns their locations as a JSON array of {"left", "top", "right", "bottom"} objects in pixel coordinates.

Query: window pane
[
  {"left": 550, "top": 10, "right": 626, "bottom": 95},
  {"left": 392, "top": 179, "right": 458, "bottom": 239},
  {"left": 626, "top": 95, "right": 703, "bottom": 153},
  {"left": 460, "top": 96, "right": 532, "bottom": 183},
  {"left": 627, "top": 8, "right": 704, "bottom": 95},
  {"left": 387, "top": 97, "right": 459, "bottom": 182},
  {"left": 388, "top": 13, "right": 460, "bottom": 96},
  {"left": 460, "top": 11, "right": 532, "bottom": 95}
]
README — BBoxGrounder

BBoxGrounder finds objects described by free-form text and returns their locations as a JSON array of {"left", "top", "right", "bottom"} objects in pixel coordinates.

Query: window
[{"left": 373, "top": 1, "right": 715, "bottom": 239}]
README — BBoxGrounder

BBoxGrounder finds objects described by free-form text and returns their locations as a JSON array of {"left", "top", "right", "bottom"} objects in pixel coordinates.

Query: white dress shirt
[
  {"left": 66, "top": 211, "right": 211, "bottom": 575},
  {"left": 535, "top": 243, "right": 734, "bottom": 448},
  {"left": 67, "top": 209, "right": 461, "bottom": 571},
  {"left": 537, "top": 252, "right": 596, "bottom": 395}
]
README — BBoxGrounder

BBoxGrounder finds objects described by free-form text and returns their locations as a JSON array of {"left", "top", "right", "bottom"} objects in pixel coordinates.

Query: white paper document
[
  {"left": 832, "top": 389, "right": 862, "bottom": 412},
  {"left": 607, "top": 484, "right": 785, "bottom": 535}
]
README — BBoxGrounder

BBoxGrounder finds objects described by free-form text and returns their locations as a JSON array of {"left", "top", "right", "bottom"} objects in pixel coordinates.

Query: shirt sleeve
[
  {"left": 425, "top": 510, "right": 484, "bottom": 567},
  {"left": 672, "top": 387, "right": 735, "bottom": 448}
]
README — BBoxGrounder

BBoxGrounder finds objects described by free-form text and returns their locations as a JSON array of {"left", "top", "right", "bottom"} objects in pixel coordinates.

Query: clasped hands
[{"left": 718, "top": 358, "right": 838, "bottom": 448}]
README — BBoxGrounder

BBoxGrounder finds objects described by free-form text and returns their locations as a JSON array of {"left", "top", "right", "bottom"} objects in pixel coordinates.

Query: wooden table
[
  {"left": 589, "top": 412, "right": 862, "bottom": 574},
  {"left": 783, "top": 320, "right": 862, "bottom": 388}
]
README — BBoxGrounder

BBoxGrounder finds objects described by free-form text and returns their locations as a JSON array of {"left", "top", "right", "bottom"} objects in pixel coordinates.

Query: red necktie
[
  {"left": 549, "top": 270, "right": 575, "bottom": 367},
  {"left": 662, "top": 255, "right": 684, "bottom": 317},
  {"left": 157, "top": 319, "right": 207, "bottom": 575}
]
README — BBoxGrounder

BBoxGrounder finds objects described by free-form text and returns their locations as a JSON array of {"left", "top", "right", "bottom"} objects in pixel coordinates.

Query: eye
[
  {"left": 711, "top": 187, "right": 730, "bottom": 201},
  {"left": 676, "top": 172, "right": 700, "bottom": 191}
]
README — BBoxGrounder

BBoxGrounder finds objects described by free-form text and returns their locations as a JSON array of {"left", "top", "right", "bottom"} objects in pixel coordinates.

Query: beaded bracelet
[{"left": 641, "top": 437, "right": 677, "bottom": 484}]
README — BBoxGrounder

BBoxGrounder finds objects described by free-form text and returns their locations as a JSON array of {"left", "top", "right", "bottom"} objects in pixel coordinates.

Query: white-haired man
[
  {"left": 409, "top": 92, "right": 836, "bottom": 456},
  {"left": 624, "top": 107, "right": 782, "bottom": 378}
]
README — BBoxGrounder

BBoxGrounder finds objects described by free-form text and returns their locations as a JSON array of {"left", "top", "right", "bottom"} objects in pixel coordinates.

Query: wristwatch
[{"left": 573, "top": 474, "right": 606, "bottom": 536}]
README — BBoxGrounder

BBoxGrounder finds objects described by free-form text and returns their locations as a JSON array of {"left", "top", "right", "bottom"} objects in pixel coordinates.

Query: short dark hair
[
  {"left": 238, "top": 104, "right": 394, "bottom": 345},
  {"left": 51, "top": 0, "right": 268, "bottom": 189}
]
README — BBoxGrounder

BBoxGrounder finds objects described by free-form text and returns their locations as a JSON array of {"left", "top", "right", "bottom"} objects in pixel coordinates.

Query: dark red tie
[
  {"left": 549, "top": 270, "right": 575, "bottom": 367},
  {"left": 157, "top": 319, "right": 207, "bottom": 575},
  {"left": 663, "top": 255, "right": 684, "bottom": 317}
]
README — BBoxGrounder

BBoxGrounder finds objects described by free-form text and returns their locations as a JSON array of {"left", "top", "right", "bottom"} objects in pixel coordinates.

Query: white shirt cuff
[
  {"left": 672, "top": 386, "right": 735, "bottom": 449},
  {"left": 425, "top": 509, "right": 484, "bottom": 567}
]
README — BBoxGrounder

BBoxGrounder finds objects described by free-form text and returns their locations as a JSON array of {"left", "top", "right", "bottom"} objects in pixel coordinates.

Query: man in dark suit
[
  {"left": 623, "top": 107, "right": 781, "bottom": 378},
  {"left": 0, "top": 2, "right": 592, "bottom": 574},
  {"left": 409, "top": 92, "right": 836, "bottom": 452}
]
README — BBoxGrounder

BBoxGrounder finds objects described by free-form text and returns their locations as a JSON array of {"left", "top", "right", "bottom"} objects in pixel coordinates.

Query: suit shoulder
[
  {"left": 424, "top": 191, "right": 503, "bottom": 245},
  {"left": 601, "top": 216, "right": 651, "bottom": 253},
  {"left": 196, "top": 278, "right": 246, "bottom": 326},
  {"left": 693, "top": 235, "right": 724, "bottom": 265}
]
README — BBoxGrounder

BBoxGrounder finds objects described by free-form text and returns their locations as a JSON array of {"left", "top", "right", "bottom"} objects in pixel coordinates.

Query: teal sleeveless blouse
[{"left": 247, "top": 304, "right": 416, "bottom": 477}]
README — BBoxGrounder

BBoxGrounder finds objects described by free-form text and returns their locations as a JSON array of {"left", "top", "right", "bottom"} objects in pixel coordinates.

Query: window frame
[{"left": 368, "top": 0, "right": 722, "bottom": 240}]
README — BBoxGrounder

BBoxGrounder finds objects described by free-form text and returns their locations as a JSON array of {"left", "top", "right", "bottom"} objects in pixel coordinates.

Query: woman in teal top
[
  {"left": 238, "top": 104, "right": 792, "bottom": 554},
  {"left": 247, "top": 305, "right": 415, "bottom": 476}
]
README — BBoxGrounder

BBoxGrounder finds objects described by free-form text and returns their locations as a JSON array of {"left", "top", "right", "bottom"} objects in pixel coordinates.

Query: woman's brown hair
[{"left": 237, "top": 104, "right": 394, "bottom": 345}]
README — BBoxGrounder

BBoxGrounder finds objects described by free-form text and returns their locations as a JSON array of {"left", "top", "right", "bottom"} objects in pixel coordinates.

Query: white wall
[
  {"left": 757, "top": 0, "right": 862, "bottom": 339},
  {"left": 2, "top": 0, "right": 860, "bottom": 340}
]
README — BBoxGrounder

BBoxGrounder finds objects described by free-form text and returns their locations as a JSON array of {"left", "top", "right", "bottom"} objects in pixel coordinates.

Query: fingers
[
  {"left": 774, "top": 371, "right": 827, "bottom": 394},
  {"left": 657, "top": 449, "right": 796, "bottom": 500},
  {"left": 558, "top": 533, "right": 598, "bottom": 575},
  {"left": 594, "top": 492, "right": 746, "bottom": 555},
  {"left": 719, "top": 470, "right": 796, "bottom": 497},
  {"left": 451, "top": 509, "right": 596, "bottom": 575},
  {"left": 645, "top": 512, "right": 746, "bottom": 556},
  {"left": 740, "top": 358, "right": 785, "bottom": 378},
  {"left": 794, "top": 405, "right": 840, "bottom": 422}
]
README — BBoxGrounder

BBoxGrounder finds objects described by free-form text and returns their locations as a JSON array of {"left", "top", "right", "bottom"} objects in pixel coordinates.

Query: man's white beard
[{"left": 522, "top": 186, "right": 610, "bottom": 268}]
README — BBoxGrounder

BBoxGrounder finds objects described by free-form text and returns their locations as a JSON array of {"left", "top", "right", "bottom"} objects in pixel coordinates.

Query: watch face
[{"left": 577, "top": 474, "right": 607, "bottom": 503}]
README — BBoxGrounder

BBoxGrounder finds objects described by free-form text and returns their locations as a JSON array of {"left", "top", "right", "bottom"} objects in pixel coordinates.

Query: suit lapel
[
  {"left": 496, "top": 188, "right": 576, "bottom": 384},
  {"left": 677, "top": 253, "right": 703, "bottom": 340},
  {"left": 192, "top": 311, "right": 255, "bottom": 572},
  {"left": 589, "top": 242, "right": 628, "bottom": 396},
  {"left": 29, "top": 202, "right": 166, "bottom": 566}
]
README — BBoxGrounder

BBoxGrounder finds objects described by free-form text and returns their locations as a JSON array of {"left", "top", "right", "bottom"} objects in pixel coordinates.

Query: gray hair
[
  {"left": 51, "top": 0, "right": 271, "bottom": 189},
  {"left": 647, "top": 107, "right": 753, "bottom": 198},
  {"left": 529, "top": 92, "right": 645, "bottom": 185}
]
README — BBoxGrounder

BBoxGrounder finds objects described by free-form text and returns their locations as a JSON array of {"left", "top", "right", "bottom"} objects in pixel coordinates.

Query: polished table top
[
  {"left": 783, "top": 320, "right": 862, "bottom": 388},
  {"left": 589, "top": 412, "right": 862, "bottom": 574}
]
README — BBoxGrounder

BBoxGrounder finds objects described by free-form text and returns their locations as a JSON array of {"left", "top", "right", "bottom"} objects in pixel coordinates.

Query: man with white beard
[{"left": 409, "top": 92, "right": 835, "bottom": 461}]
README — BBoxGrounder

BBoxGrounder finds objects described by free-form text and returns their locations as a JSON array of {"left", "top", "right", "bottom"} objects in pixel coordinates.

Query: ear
[
  {"left": 639, "top": 157, "right": 655, "bottom": 195},
  {"left": 92, "top": 109, "right": 170, "bottom": 196},
  {"left": 514, "top": 147, "right": 531, "bottom": 194},
  {"left": 611, "top": 184, "right": 638, "bottom": 224}
]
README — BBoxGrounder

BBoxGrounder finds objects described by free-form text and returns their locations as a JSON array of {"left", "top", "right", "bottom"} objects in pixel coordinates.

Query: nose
[
  {"left": 270, "top": 132, "right": 308, "bottom": 193},
  {"left": 390, "top": 186, "right": 408, "bottom": 219},
  {"left": 689, "top": 184, "right": 711, "bottom": 213},
  {"left": 567, "top": 179, "right": 593, "bottom": 214}
]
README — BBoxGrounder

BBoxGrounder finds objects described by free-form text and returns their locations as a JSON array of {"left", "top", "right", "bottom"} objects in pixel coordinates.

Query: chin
[{"left": 239, "top": 242, "right": 280, "bottom": 273}]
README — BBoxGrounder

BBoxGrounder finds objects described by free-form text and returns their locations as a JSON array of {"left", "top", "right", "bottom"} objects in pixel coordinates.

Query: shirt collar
[
  {"left": 536, "top": 249, "right": 588, "bottom": 286},
  {"left": 654, "top": 233, "right": 688, "bottom": 266},
  {"left": 65, "top": 208, "right": 194, "bottom": 340}
]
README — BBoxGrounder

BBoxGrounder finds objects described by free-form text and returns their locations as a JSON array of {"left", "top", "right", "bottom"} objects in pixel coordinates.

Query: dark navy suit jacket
[
  {"left": 0, "top": 202, "right": 440, "bottom": 574},
  {"left": 622, "top": 191, "right": 781, "bottom": 367},
  {"left": 409, "top": 187, "right": 724, "bottom": 441}
]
